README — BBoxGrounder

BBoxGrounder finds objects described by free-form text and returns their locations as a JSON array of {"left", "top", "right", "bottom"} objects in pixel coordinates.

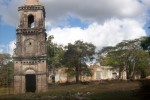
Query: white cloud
[
  {"left": 8, "top": 40, "right": 16, "bottom": 55},
  {"left": 0, "top": 48, "right": 3, "bottom": 53},
  {"left": 0, "top": 0, "right": 147, "bottom": 26},
  {"left": 142, "top": 0, "right": 150, "bottom": 19},
  {"left": 0, "top": 0, "right": 23, "bottom": 26},
  {"left": 41, "top": 0, "right": 146, "bottom": 24},
  {"left": 47, "top": 18, "right": 146, "bottom": 49},
  {"left": 0, "top": 0, "right": 148, "bottom": 53},
  {"left": 0, "top": 45, "right": 5, "bottom": 53},
  {"left": 143, "top": 0, "right": 150, "bottom": 7}
]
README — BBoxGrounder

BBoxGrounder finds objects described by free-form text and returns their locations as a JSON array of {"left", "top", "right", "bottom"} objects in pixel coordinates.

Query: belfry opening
[{"left": 28, "top": 15, "right": 35, "bottom": 28}]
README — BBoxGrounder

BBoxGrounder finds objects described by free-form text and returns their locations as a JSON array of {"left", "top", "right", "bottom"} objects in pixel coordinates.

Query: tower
[{"left": 13, "top": 0, "right": 48, "bottom": 93}]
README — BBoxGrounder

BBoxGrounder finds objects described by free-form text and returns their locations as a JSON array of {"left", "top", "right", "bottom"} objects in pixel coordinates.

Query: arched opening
[
  {"left": 25, "top": 69, "right": 36, "bottom": 92},
  {"left": 25, "top": 74, "right": 36, "bottom": 92},
  {"left": 28, "top": 15, "right": 35, "bottom": 28}
]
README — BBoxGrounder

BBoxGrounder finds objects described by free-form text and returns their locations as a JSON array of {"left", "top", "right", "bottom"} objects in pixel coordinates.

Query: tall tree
[
  {"left": 62, "top": 40, "right": 96, "bottom": 82},
  {"left": 98, "top": 38, "right": 150, "bottom": 79},
  {"left": 47, "top": 35, "right": 64, "bottom": 82}
]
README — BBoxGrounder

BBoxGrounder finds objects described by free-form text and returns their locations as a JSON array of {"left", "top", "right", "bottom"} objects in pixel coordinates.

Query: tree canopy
[
  {"left": 141, "top": 36, "right": 150, "bottom": 51},
  {"left": 62, "top": 40, "right": 96, "bottom": 82},
  {"left": 47, "top": 35, "right": 64, "bottom": 70},
  {"left": 98, "top": 38, "right": 150, "bottom": 79}
]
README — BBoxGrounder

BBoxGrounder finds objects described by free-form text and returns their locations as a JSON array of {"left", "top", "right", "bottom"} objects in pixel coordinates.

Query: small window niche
[
  {"left": 28, "top": 15, "right": 35, "bottom": 28},
  {"left": 29, "top": 42, "right": 32, "bottom": 45}
]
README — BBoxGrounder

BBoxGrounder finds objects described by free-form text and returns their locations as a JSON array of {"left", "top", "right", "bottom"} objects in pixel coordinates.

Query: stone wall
[{"left": 14, "top": 60, "right": 48, "bottom": 94}]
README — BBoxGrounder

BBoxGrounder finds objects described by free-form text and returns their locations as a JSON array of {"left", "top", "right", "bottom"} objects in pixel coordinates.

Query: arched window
[{"left": 28, "top": 15, "right": 35, "bottom": 28}]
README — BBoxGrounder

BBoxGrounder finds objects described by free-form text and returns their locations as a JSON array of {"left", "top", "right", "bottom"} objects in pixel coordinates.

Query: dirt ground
[{"left": 0, "top": 80, "right": 142, "bottom": 100}]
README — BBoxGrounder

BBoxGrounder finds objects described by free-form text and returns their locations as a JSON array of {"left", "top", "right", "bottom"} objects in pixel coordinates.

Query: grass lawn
[
  {"left": 0, "top": 81, "right": 142, "bottom": 100},
  {"left": 0, "top": 87, "right": 13, "bottom": 96}
]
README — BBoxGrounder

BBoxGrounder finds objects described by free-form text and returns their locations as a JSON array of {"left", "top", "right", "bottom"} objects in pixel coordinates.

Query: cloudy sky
[{"left": 0, "top": 0, "right": 150, "bottom": 55}]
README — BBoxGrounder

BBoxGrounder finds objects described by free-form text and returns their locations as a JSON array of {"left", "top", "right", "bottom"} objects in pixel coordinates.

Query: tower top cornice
[{"left": 25, "top": 0, "right": 40, "bottom": 5}]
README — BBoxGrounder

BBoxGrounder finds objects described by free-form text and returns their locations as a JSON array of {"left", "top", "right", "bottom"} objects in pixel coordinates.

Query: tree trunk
[
  {"left": 76, "top": 66, "right": 79, "bottom": 83},
  {"left": 119, "top": 66, "right": 124, "bottom": 79},
  {"left": 130, "top": 62, "right": 136, "bottom": 79},
  {"left": 119, "top": 65, "right": 126, "bottom": 80}
]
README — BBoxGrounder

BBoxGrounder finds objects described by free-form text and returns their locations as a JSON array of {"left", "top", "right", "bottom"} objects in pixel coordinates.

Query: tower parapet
[{"left": 25, "top": 0, "right": 40, "bottom": 5}]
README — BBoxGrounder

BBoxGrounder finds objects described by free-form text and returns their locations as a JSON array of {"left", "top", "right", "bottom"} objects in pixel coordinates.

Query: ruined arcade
[{"left": 13, "top": 0, "right": 48, "bottom": 93}]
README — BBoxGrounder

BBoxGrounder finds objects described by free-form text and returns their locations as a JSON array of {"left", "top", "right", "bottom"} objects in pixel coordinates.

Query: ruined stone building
[
  {"left": 13, "top": 0, "right": 48, "bottom": 93},
  {"left": 48, "top": 64, "right": 120, "bottom": 83},
  {"left": 48, "top": 63, "right": 141, "bottom": 83}
]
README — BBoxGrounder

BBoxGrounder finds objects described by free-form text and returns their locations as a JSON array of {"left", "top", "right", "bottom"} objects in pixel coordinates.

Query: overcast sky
[{"left": 0, "top": 0, "right": 150, "bottom": 54}]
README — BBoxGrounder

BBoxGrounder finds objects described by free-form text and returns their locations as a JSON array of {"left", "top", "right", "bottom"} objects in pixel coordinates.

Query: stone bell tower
[{"left": 13, "top": 0, "right": 48, "bottom": 93}]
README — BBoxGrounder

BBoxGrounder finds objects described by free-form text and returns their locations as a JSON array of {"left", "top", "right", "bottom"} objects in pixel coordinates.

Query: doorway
[{"left": 25, "top": 74, "right": 36, "bottom": 92}]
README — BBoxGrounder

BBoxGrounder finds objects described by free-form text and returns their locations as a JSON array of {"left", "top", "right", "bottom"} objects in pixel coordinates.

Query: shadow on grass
[
  {"left": 89, "top": 90, "right": 140, "bottom": 100},
  {"left": 139, "top": 79, "right": 150, "bottom": 100}
]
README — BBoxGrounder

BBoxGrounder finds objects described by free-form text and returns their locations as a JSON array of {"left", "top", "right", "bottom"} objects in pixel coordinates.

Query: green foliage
[
  {"left": 141, "top": 36, "right": 150, "bottom": 50},
  {"left": 100, "top": 56, "right": 119, "bottom": 67},
  {"left": 0, "top": 54, "right": 13, "bottom": 87},
  {"left": 98, "top": 38, "right": 150, "bottom": 79},
  {"left": 65, "top": 68, "right": 76, "bottom": 78},
  {"left": 47, "top": 35, "right": 64, "bottom": 69},
  {"left": 62, "top": 40, "right": 96, "bottom": 82},
  {"left": 81, "top": 66, "right": 93, "bottom": 77},
  {"left": 0, "top": 54, "right": 11, "bottom": 66}
]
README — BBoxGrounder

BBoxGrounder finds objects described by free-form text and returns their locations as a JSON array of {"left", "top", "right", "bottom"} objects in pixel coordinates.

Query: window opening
[{"left": 28, "top": 15, "right": 35, "bottom": 28}]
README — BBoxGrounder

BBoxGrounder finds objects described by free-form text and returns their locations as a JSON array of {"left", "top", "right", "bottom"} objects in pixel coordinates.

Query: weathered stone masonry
[{"left": 13, "top": 0, "right": 48, "bottom": 94}]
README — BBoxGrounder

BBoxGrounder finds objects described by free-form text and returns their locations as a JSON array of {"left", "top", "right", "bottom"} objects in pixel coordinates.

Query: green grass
[
  {"left": 89, "top": 90, "right": 140, "bottom": 100},
  {"left": 0, "top": 81, "right": 142, "bottom": 100},
  {"left": 0, "top": 87, "right": 13, "bottom": 96},
  {"left": 0, "top": 87, "right": 7, "bottom": 94}
]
